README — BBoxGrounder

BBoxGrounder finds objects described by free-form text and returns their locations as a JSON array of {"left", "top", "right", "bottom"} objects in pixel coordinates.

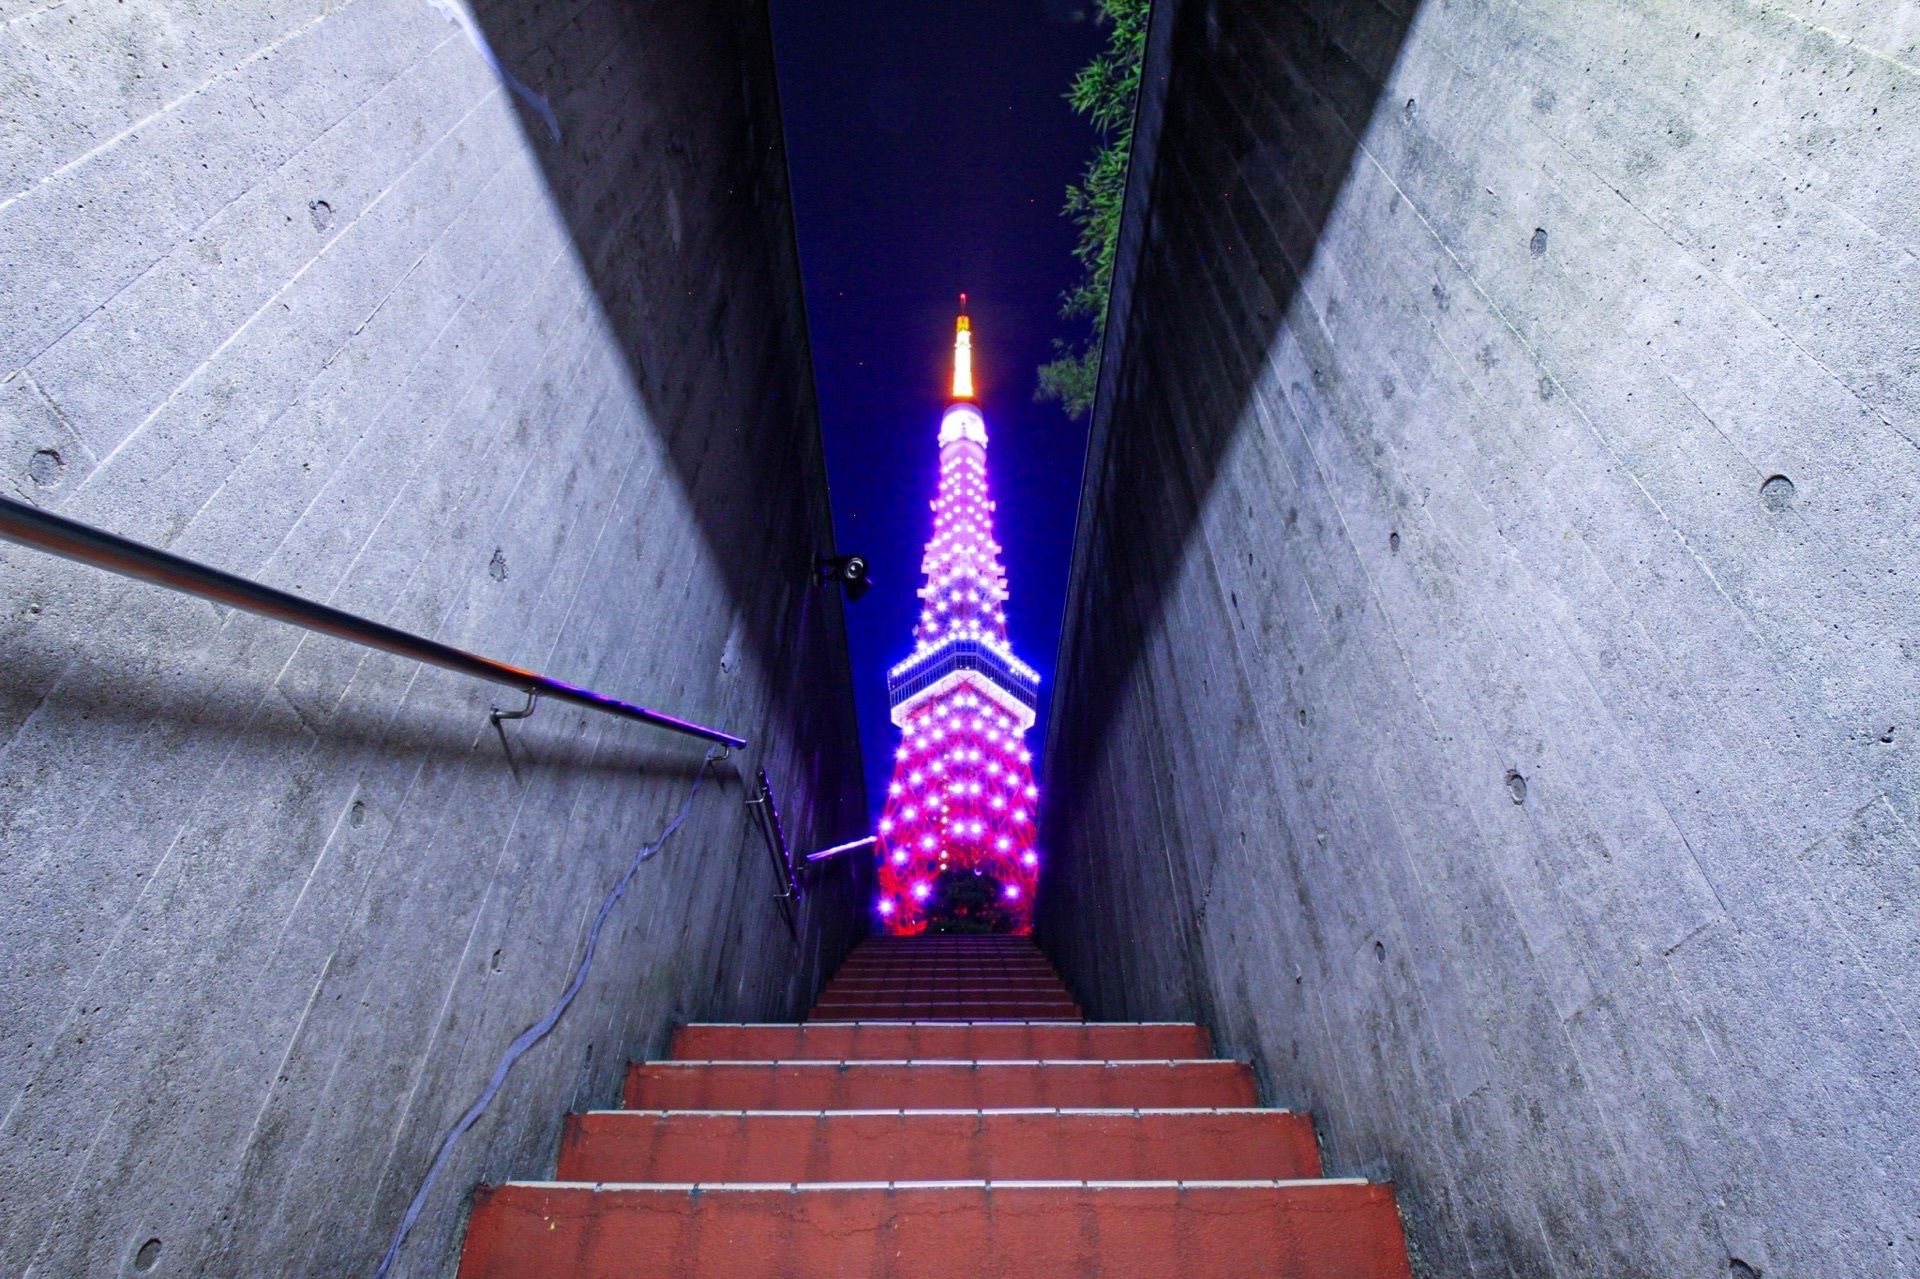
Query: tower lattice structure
[{"left": 875, "top": 302, "right": 1041, "bottom": 934}]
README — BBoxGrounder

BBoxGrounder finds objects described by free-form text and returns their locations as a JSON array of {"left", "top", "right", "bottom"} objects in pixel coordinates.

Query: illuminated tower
[{"left": 875, "top": 300, "right": 1042, "bottom": 934}]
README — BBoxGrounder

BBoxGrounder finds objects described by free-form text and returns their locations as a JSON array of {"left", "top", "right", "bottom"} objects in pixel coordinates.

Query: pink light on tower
[{"left": 874, "top": 299, "right": 1042, "bottom": 934}]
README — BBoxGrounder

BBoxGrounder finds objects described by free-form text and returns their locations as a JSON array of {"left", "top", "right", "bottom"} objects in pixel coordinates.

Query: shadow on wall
[
  {"left": 1042, "top": 0, "right": 1920, "bottom": 1272},
  {"left": 0, "top": 632, "right": 718, "bottom": 784},
  {"left": 0, "top": 5, "right": 869, "bottom": 1276},
  {"left": 1052, "top": 0, "right": 1422, "bottom": 777},
  {"left": 462, "top": 0, "right": 844, "bottom": 736}
]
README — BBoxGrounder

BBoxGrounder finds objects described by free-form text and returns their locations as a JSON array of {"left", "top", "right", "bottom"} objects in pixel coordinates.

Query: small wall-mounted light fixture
[{"left": 815, "top": 553, "right": 872, "bottom": 602}]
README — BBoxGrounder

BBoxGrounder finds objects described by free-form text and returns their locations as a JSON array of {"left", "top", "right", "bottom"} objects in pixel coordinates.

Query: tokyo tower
[{"left": 874, "top": 300, "right": 1042, "bottom": 934}]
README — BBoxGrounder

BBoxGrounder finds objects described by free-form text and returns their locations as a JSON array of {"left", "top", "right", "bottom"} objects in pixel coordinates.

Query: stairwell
[{"left": 455, "top": 934, "right": 1414, "bottom": 1276}]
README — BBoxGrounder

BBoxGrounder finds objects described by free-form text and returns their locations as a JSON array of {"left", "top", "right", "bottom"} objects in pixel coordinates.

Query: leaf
[{"left": 1036, "top": 0, "right": 1150, "bottom": 419}]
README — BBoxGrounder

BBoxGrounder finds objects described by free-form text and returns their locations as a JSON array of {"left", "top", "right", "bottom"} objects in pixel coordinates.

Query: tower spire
[{"left": 951, "top": 294, "right": 974, "bottom": 401}]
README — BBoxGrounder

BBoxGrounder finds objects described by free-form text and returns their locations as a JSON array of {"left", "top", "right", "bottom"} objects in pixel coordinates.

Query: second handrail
[{"left": 0, "top": 495, "right": 746, "bottom": 749}]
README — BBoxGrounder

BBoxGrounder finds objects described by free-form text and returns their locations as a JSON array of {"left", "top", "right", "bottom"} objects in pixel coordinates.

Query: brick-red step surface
[
  {"left": 819, "top": 981, "right": 1070, "bottom": 995},
  {"left": 802, "top": 998, "right": 1090, "bottom": 1021},
  {"left": 812, "top": 994, "right": 1080, "bottom": 1012},
  {"left": 671, "top": 1020, "right": 1211, "bottom": 1060},
  {"left": 558, "top": 1108, "right": 1321, "bottom": 1182},
  {"left": 827, "top": 967, "right": 1057, "bottom": 978},
  {"left": 459, "top": 1182, "right": 1412, "bottom": 1279},
  {"left": 809, "top": 937, "right": 1083, "bottom": 1022},
  {"left": 809, "top": 1001, "right": 1082, "bottom": 1022},
  {"left": 827, "top": 959, "right": 1059, "bottom": 971},
  {"left": 624, "top": 1059, "right": 1257, "bottom": 1109},
  {"left": 817, "top": 984, "right": 1076, "bottom": 998},
  {"left": 456, "top": 934, "right": 1413, "bottom": 1277}
]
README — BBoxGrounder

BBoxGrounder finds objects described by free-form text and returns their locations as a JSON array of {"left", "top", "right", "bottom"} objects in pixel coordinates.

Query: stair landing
[{"left": 457, "top": 934, "right": 1413, "bottom": 1277}]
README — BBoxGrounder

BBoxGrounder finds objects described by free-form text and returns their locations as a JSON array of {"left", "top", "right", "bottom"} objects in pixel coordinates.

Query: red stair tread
[
  {"left": 457, "top": 1181, "right": 1413, "bottom": 1279},
  {"left": 809, "top": 1006, "right": 1080, "bottom": 1012},
  {"left": 806, "top": 1019, "right": 1087, "bottom": 1027},
  {"left": 821, "top": 980, "right": 1069, "bottom": 991},
  {"left": 624, "top": 1060, "right": 1257, "bottom": 1109},
  {"left": 671, "top": 1021, "right": 1212, "bottom": 1060},
  {"left": 808, "top": 1003, "right": 1080, "bottom": 1012},
  {"left": 814, "top": 998, "right": 1077, "bottom": 1010},
  {"left": 829, "top": 962, "right": 1059, "bottom": 972},
  {"left": 812, "top": 939, "right": 1079, "bottom": 1025},
  {"left": 455, "top": 933, "right": 1413, "bottom": 1276},
  {"left": 558, "top": 1108, "right": 1322, "bottom": 1183},
  {"left": 815, "top": 990, "right": 1077, "bottom": 1002},
  {"left": 814, "top": 991, "right": 1076, "bottom": 1001},
  {"left": 814, "top": 990, "right": 1075, "bottom": 997},
  {"left": 833, "top": 957, "right": 1057, "bottom": 966},
  {"left": 831, "top": 956, "right": 1056, "bottom": 967},
  {"left": 802, "top": 1006, "right": 1090, "bottom": 1013}
]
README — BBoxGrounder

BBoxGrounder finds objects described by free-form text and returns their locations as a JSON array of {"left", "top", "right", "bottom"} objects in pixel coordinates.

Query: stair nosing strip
[
  {"left": 502, "top": 1177, "right": 1372, "bottom": 1192},
  {"left": 584, "top": 1107, "right": 1291, "bottom": 1117},
  {"left": 682, "top": 1022, "right": 1199, "bottom": 1027},
  {"left": 642, "top": 1059, "right": 1239, "bottom": 1067}
]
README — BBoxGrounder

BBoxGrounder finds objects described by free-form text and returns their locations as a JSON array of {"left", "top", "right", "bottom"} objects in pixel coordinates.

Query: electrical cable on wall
[{"left": 370, "top": 745, "right": 726, "bottom": 1278}]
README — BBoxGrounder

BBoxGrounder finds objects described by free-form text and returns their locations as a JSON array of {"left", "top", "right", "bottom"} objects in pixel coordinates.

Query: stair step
[
  {"left": 827, "top": 980, "right": 1063, "bottom": 990},
  {"left": 836, "top": 949, "right": 1054, "bottom": 959},
  {"left": 806, "top": 1015, "right": 1087, "bottom": 1024},
  {"left": 457, "top": 1181, "right": 1413, "bottom": 1278},
  {"left": 672, "top": 1021, "right": 1212, "bottom": 1060},
  {"left": 829, "top": 975, "right": 1061, "bottom": 985},
  {"left": 814, "top": 990, "right": 1082, "bottom": 998},
  {"left": 828, "top": 974, "right": 1060, "bottom": 984},
  {"left": 807, "top": 1010, "right": 1084, "bottom": 1024},
  {"left": 846, "top": 951, "right": 1046, "bottom": 961},
  {"left": 844, "top": 953, "right": 1047, "bottom": 961},
  {"left": 813, "top": 992, "right": 1078, "bottom": 1006},
  {"left": 806, "top": 998, "right": 1082, "bottom": 1013},
  {"left": 833, "top": 959, "right": 1058, "bottom": 968},
  {"left": 853, "top": 937, "right": 1039, "bottom": 942},
  {"left": 818, "top": 991, "right": 1073, "bottom": 1003},
  {"left": 821, "top": 975, "right": 1075, "bottom": 983},
  {"left": 558, "top": 1108, "right": 1321, "bottom": 1183},
  {"left": 818, "top": 989, "right": 1073, "bottom": 998},
  {"left": 848, "top": 950, "right": 1045, "bottom": 959},
  {"left": 624, "top": 1060, "right": 1257, "bottom": 1109},
  {"left": 832, "top": 960, "right": 1058, "bottom": 971}
]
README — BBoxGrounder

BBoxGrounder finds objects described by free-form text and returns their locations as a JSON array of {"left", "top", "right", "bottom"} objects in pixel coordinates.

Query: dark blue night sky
[{"left": 770, "top": 2, "right": 1106, "bottom": 816}]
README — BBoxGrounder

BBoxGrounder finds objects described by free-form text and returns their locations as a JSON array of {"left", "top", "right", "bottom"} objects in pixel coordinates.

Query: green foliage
[
  {"left": 1036, "top": 340, "right": 1100, "bottom": 417},
  {"left": 1035, "top": 0, "right": 1151, "bottom": 421}
]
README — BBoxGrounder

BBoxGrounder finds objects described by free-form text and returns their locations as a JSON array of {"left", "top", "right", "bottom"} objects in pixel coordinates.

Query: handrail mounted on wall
[{"left": 0, "top": 496, "right": 746, "bottom": 749}]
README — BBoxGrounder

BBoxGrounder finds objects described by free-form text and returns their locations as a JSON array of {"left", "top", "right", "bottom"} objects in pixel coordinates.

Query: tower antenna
[{"left": 951, "top": 298, "right": 974, "bottom": 400}]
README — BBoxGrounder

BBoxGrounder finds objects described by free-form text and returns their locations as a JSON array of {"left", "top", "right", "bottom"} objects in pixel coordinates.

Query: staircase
[{"left": 456, "top": 935, "right": 1414, "bottom": 1277}]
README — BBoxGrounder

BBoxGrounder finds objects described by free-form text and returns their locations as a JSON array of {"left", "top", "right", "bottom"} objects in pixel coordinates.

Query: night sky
[{"left": 770, "top": 2, "right": 1108, "bottom": 816}]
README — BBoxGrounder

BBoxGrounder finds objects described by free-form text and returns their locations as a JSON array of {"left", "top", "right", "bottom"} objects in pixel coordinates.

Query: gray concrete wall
[
  {"left": 0, "top": 2, "right": 865, "bottom": 1276},
  {"left": 1039, "top": 0, "right": 1920, "bottom": 1275}
]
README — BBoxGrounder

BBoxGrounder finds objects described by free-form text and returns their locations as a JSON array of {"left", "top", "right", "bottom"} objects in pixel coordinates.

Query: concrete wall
[
  {"left": 1039, "top": 0, "right": 1920, "bottom": 1275},
  {"left": 0, "top": 2, "right": 865, "bottom": 1276}
]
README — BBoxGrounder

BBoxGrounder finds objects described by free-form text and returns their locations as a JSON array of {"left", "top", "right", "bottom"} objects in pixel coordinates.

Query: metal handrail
[
  {"left": 743, "top": 768, "right": 799, "bottom": 940},
  {"left": 744, "top": 768, "right": 797, "bottom": 900},
  {"left": 805, "top": 834, "right": 875, "bottom": 863},
  {"left": 0, "top": 495, "right": 746, "bottom": 749}
]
